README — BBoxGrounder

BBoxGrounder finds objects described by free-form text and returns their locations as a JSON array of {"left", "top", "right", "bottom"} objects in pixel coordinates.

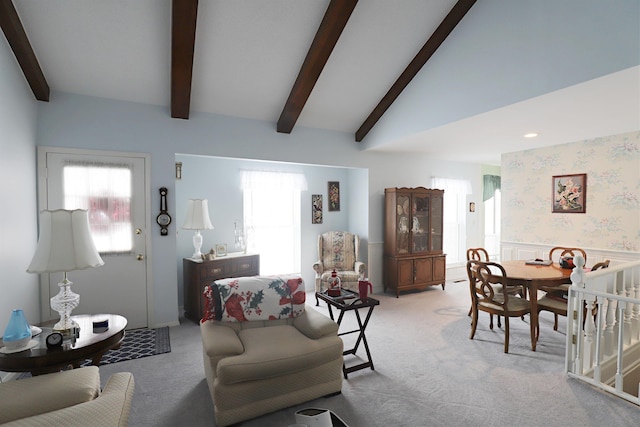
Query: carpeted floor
[{"left": 97, "top": 283, "right": 640, "bottom": 426}]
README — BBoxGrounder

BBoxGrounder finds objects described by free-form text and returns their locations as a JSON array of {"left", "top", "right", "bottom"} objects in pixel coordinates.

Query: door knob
[
  {"left": 136, "top": 254, "right": 145, "bottom": 261},
  {"left": 135, "top": 228, "right": 143, "bottom": 235}
]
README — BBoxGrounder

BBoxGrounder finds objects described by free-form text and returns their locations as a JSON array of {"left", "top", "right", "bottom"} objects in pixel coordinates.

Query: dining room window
[
  {"left": 241, "top": 170, "right": 307, "bottom": 275},
  {"left": 431, "top": 177, "right": 471, "bottom": 264},
  {"left": 484, "top": 189, "right": 501, "bottom": 259},
  {"left": 483, "top": 174, "right": 501, "bottom": 260}
]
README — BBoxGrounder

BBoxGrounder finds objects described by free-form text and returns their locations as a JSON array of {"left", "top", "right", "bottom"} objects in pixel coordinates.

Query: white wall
[
  {"left": 0, "top": 36, "right": 39, "bottom": 332},
  {"left": 35, "top": 92, "right": 483, "bottom": 326},
  {"left": 362, "top": 0, "right": 640, "bottom": 150},
  {"left": 501, "top": 131, "right": 640, "bottom": 255},
  {"left": 174, "top": 155, "right": 366, "bottom": 305}
]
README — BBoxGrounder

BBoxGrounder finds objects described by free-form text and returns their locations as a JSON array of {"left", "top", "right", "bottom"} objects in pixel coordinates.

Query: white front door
[{"left": 37, "top": 147, "right": 151, "bottom": 329}]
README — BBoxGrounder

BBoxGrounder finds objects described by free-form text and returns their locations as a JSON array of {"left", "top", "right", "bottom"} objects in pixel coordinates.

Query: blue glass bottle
[{"left": 3, "top": 309, "right": 31, "bottom": 349}]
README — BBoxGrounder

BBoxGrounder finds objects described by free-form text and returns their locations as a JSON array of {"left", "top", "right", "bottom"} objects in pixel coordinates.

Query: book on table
[{"left": 525, "top": 259, "right": 552, "bottom": 266}]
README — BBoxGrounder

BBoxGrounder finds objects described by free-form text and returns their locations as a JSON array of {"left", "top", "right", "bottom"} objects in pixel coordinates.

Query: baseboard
[
  {"left": 153, "top": 320, "right": 181, "bottom": 328},
  {"left": 446, "top": 265, "right": 467, "bottom": 282},
  {"left": 0, "top": 372, "right": 21, "bottom": 383}
]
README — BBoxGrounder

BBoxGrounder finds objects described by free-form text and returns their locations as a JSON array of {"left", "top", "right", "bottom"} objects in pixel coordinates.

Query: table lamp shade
[
  {"left": 182, "top": 199, "right": 213, "bottom": 259},
  {"left": 182, "top": 199, "right": 214, "bottom": 230},
  {"left": 27, "top": 209, "right": 104, "bottom": 273}
]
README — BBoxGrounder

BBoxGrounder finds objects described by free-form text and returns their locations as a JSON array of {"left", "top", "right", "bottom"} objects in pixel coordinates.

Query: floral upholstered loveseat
[{"left": 200, "top": 275, "right": 343, "bottom": 427}]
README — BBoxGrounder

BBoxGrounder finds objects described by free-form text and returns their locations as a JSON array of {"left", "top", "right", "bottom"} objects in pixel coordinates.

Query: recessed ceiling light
[{"left": 524, "top": 133, "right": 538, "bottom": 138}]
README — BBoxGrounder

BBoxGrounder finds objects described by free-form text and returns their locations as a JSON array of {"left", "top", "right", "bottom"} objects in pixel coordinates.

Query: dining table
[{"left": 494, "top": 260, "right": 574, "bottom": 351}]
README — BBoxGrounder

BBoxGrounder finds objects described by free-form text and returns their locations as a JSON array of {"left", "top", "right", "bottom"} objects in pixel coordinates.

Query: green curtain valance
[{"left": 483, "top": 175, "right": 501, "bottom": 201}]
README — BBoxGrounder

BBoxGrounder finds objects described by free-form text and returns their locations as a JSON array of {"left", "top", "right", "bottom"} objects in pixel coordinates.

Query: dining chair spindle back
[
  {"left": 467, "top": 260, "right": 531, "bottom": 353},
  {"left": 536, "top": 259, "right": 610, "bottom": 339}
]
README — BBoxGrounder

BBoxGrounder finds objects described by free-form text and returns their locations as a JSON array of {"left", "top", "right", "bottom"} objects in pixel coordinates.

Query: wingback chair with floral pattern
[{"left": 313, "top": 231, "right": 366, "bottom": 305}]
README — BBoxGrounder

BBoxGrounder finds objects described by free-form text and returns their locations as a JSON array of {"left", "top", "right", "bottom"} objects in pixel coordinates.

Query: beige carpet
[{"left": 98, "top": 281, "right": 640, "bottom": 426}]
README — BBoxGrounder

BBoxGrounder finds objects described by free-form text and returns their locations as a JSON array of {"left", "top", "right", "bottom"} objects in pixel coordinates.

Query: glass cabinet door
[
  {"left": 412, "top": 194, "right": 429, "bottom": 253},
  {"left": 430, "top": 194, "right": 443, "bottom": 251},
  {"left": 396, "top": 194, "right": 410, "bottom": 254}
]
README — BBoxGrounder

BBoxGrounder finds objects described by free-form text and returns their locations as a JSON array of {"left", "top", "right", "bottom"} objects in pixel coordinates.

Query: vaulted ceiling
[{"left": 2, "top": 0, "right": 639, "bottom": 164}]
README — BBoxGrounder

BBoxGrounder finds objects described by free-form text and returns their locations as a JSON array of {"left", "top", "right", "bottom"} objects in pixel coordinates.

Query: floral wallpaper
[{"left": 501, "top": 131, "right": 640, "bottom": 252}]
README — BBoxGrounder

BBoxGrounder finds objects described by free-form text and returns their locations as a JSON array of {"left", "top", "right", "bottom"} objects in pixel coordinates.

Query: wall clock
[{"left": 156, "top": 187, "right": 172, "bottom": 236}]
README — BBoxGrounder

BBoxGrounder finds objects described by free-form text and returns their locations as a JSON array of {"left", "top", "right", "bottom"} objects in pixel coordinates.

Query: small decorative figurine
[{"left": 327, "top": 269, "right": 342, "bottom": 297}]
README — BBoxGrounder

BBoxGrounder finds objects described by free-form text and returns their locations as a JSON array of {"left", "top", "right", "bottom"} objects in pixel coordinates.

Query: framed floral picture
[
  {"left": 312, "top": 194, "right": 323, "bottom": 224},
  {"left": 552, "top": 173, "right": 586, "bottom": 213},
  {"left": 328, "top": 181, "right": 340, "bottom": 211}
]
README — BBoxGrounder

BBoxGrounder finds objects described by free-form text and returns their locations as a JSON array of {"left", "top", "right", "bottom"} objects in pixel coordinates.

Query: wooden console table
[{"left": 183, "top": 253, "right": 260, "bottom": 323}]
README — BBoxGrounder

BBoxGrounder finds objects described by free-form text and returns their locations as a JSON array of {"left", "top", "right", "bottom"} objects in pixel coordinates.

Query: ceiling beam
[
  {"left": 171, "top": 0, "right": 198, "bottom": 119},
  {"left": 355, "top": 0, "right": 477, "bottom": 142},
  {"left": 277, "top": 0, "right": 358, "bottom": 134},
  {"left": 0, "top": 0, "right": 49, "bottom": 101}
]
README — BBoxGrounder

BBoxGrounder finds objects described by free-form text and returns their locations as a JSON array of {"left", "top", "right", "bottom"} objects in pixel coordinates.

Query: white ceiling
[
  {"left": 11, "top": 1, "right": 640, "bottom": 165},
  {"left": 379, "top": 67, "right": 640, "bottom": 164}
]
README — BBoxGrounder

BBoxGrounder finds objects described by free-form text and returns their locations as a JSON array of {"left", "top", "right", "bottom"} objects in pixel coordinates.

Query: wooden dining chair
[
  {"left": 542, "top": 246, "right": 588, "bottom": 296},
  {"left": 536, "top": 259, "right": 610, "bottom": 339},
  {"left": 548, "top": 246, "right": 588, "bottom": 266},
  {"left": 591, "top": 259, "right": 610, "bottom": 271},
  {"left": 467, "top": 247, "right": 490, "bottom": 263},
  {"left": 466, "top": 248, "right": 525, "bottom": 325},
  {"left": 467, "top": 248, "right": 492, "bottom": 320},
  {"left": 467, "top": 260, "right": 530, "bottom": 353},
  {"left": 466, "top": 248, "right": 490, "bottom": 316}
]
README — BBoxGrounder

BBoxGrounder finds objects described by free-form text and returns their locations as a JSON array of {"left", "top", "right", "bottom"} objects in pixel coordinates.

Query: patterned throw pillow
[{"left": 202, "top": 275, "right": 305, "bottom": 323}]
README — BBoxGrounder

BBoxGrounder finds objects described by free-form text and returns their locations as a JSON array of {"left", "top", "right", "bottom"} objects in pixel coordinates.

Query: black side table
[{"left": 316, "top": 289, "right": 380, "bottom": 378}]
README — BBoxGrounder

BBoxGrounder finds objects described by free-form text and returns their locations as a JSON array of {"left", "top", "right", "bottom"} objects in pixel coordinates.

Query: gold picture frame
[
  {"left": 215, "top": 244, "right": 227, "bottom": 257},
  {"left": 552, "top": 173, "right": 586, "bottom": 213}
]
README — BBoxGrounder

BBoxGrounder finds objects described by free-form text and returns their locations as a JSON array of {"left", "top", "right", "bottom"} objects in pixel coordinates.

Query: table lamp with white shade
[
  {"left": 26, "top": 209, "right": 104, "bottom": 332},
  {"left": 182, "top": 199, "right": 214, "bottom": 259}
]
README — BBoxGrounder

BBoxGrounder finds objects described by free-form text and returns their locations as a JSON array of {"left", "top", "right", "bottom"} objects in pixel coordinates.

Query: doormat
[{"left": 84, "top": 326, "right": 171, "bottom": 366}]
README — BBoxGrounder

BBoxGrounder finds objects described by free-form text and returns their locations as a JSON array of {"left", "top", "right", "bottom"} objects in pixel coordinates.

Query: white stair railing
[{"left": 564, "top": 259, "right": 640, "bottom": 406}]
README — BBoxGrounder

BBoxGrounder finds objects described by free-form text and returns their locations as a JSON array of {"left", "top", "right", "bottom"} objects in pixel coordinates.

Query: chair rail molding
[{"left": 501, "top": 241, "right": 640, "bottom": 266}]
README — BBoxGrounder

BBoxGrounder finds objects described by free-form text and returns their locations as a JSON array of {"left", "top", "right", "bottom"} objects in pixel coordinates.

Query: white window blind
[
  {"left": 484, "top": 189, "right": 501, "bottom": 260},
  {"left": 431, "top": 177, "right": 471, "bottom": 264}
]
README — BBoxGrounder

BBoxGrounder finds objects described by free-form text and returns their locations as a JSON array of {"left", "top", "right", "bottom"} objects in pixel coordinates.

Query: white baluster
[
  {"left": 622, "top": 269, "right": 633, "bottom": 345},
  {"left": 631, "top": 266, "right": 640, "bottom": 342},
  {"left": 583, "top": 296, "right": 597, "bottom": 370},
  {"left": 593, "top": 299, "right": 604, "bottom": 384},
  {"left": 569, "top": 258, "right": 586, "bottom": 373},
  {"left": 615, "top": 301, "right": 627, "bottom": 394},
  {"left": 603, "top": 295, "right": 616, "bottom": 357}
]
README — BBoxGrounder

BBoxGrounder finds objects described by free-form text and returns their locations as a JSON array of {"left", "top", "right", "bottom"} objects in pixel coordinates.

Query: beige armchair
[
  {"left": 200, "top": 275, "right": 343, "bottom": 426},
  {"left": 313, "top": 231, "right": 366, "bottom": 305},
  {"left": 0, "top": 366, "right": 134, "bottom": 426}
]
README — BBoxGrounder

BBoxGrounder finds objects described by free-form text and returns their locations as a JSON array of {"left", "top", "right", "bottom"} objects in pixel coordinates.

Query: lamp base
[
  {"left": 192, "top": 230, "right": 204, "bottom": 259},
  {"left": 50, "top": 274, "right": 80, "bottom": 333}
]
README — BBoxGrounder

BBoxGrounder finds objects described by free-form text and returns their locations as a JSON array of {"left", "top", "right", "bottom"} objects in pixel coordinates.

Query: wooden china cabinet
[{"left": 383, "top": 187, "right": 446, "bottom": 297}]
